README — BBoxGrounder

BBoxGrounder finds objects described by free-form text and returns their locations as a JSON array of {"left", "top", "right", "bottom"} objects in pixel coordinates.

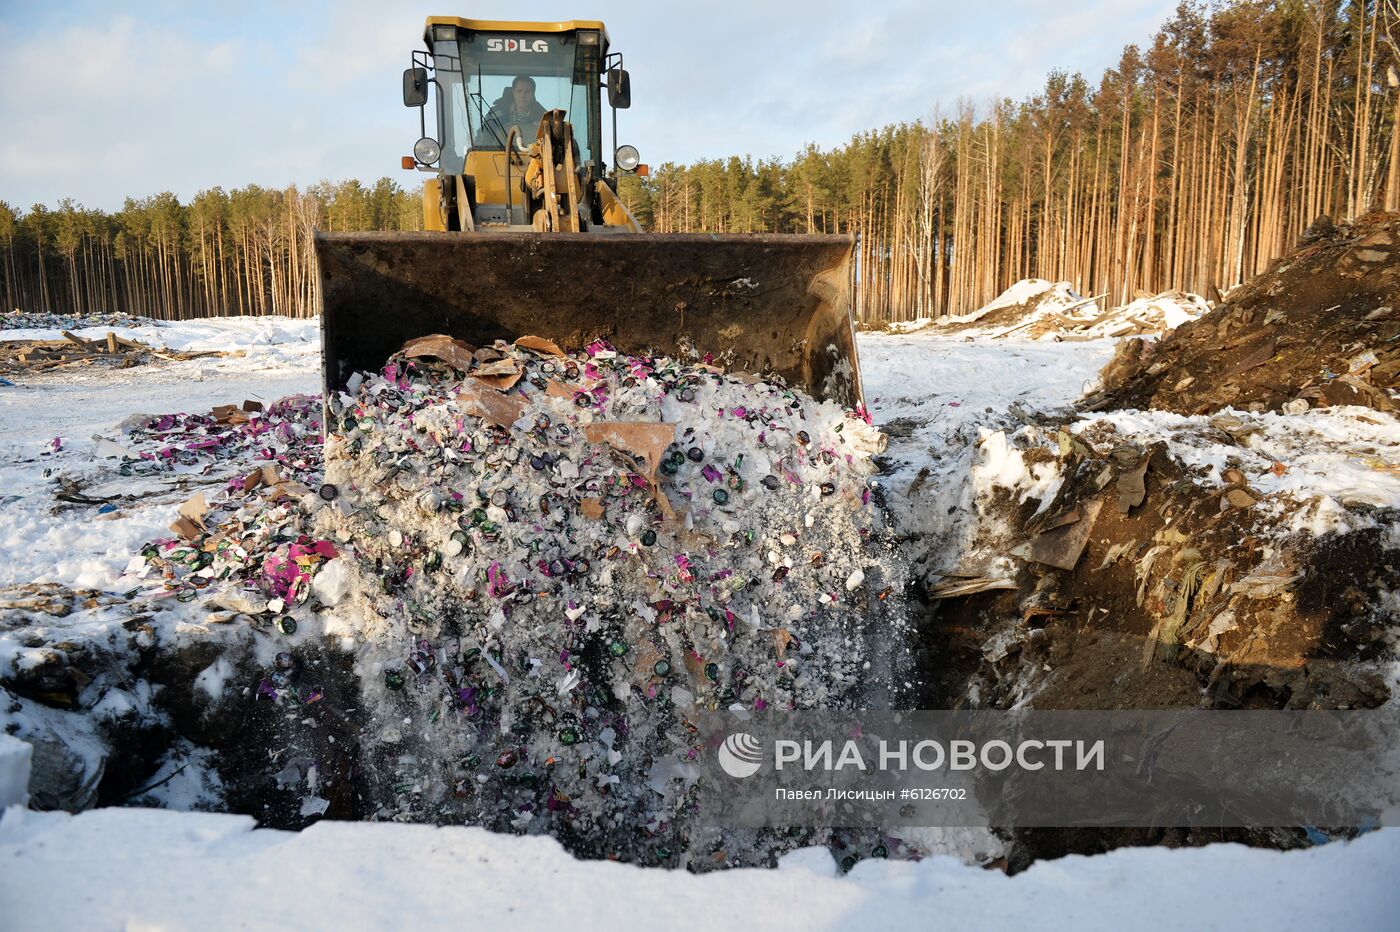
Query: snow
[
  {"left": 128, "top": 742, "right": 226, "bottom": 812},
  {"left": 946, "top": 278, "right": 1077, "bottom": 325},
  {"left": 0, "top": 806, "right": 1394, "bottom": 929},
  {"left": 0, "top": 315, "right": 320, "bottom": 371},
  {"left": 859, "top": 332, "right": 1115, "bottom": 431},
  {"left": 0, "top": 734, "right": 32, "bottom": 809},
  {"left": 1073, "top": 406, "right": 1400, "bottom": 532},
  {"left": 193, "top": 657, "right": 235, "bottom": 700},
  {"left": 926, "top": 280, "right": 1209, "bottom": 340},
  {"left": 858, "top": 331, "right": 1115, "bottom": 570},
  {"left": 0, "top": 321, "right": 317, "bottom": 593}
]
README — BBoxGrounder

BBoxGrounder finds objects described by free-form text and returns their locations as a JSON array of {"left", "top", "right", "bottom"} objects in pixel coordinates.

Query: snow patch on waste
[
  {"left": 930, "top": 280, "right": 1209, "bottom": 340},
  {"left": 0, "top": 733, "right": 32, "bottom": 809},
  {"left": 1073, "top": 406, "right": 1400, "bottom": 532}
]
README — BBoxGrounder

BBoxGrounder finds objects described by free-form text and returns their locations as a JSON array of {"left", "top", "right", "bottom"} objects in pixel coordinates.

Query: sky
[{"left": 0, "top": 0, "right": 1178, "bottom": 212}]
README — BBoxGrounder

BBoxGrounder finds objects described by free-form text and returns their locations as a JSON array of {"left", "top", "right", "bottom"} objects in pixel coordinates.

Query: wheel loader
[{"left": 315, "top": 16, "right": 863, "bottom": 408}]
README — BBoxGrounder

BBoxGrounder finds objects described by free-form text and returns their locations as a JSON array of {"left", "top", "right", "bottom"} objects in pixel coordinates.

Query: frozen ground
[
  {"left": 0, "top": 315, "right": 320, "bottom": 369},
  {"left": 1, "top": 315, "right": 1396, "bottom": 925}
]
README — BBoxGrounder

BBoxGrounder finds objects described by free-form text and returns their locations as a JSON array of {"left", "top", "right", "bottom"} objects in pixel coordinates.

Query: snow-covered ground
[
  {"left": 858, "top": 330, "right": 1117, "bottom": 571},
  {"left": 0, "top": 315, "right": 320, "bottom": 369},
  {"left": 0, "top": 319, "right": 318, "bottom": 591},
  {"left": 1, "top": 804, "right": 1396, "bottom": 930},
  {"left": 884, "top": 279, "right": 1210, "bottom": 339},
  {"left": 2, "top": 315, "right": 1397, "bottom": 925}
]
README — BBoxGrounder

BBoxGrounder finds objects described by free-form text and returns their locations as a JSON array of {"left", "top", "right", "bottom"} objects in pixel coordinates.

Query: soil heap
[{"left": 1093, "top": 212, "right": 1400, "bottom": 415}]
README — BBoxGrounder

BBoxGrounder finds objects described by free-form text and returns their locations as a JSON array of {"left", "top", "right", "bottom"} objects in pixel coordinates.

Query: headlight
[
  {"left": 615, "top": 145, "right": 640, "bottom": 172},
  {"left": 414, "top": 137, "right": 441, "bottom": 165}
]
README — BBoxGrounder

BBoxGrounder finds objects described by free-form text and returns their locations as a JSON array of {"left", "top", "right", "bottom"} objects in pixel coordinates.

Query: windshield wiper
[{"left": 467, "top": 66, "right": 510, "bottom": 149}]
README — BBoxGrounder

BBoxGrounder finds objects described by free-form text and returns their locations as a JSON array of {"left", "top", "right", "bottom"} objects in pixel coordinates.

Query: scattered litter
[{"left": 929, "top": 577, "right": 1018, "bottom": 599}]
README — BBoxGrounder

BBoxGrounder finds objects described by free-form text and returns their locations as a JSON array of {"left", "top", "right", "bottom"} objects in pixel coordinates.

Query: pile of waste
[
  {"left": 2, "top": 331, "right": 924, "bottom": 867},
  {"left": 109, "top": 396, "right": 329, "bottom": 607},
  {"left": 1086, "top": 292, "right": 1211, "bottom": 338},
  {"left": 931, "top": 280, "right": 1210, "bottom": 341},
  {"left": 115, "top": 396, "right": 322, "bottom": 481},
  {"left": 314, "top": 334, "right": 909, "bottom": 865},
  {"left": 1092, "top": 212, "right": 1400, "bottom": 415},
  {"left": 0, "top": 329, "right": 234, "bottom": 378},
  {"left": 1, "top": 310, "right": 156, "bottom": 332}
]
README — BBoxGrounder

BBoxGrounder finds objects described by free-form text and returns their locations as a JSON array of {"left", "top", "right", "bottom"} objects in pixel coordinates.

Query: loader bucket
[{"left": 315, "top": 231, "right": 862, "bottom": 409}]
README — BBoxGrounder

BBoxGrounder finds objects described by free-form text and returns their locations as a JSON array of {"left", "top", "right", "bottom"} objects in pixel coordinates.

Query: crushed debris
[
  {"left": 1, "top": 311, "right": 157, "bottom": 332},
  {"left": 3, "top": 331, "right": 915, "bottom": 869},
  {"left": 312, "top": 335, "right": 910, "bottom": 864},
  {"left": 922, "top": 415, "right": 1400, "bottom": 713}
]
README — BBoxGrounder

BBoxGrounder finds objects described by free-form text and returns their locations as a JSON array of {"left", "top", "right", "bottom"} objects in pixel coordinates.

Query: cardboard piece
[
  {"left": 772, "top": 628, "right": 794, "bottom": 660},
  {"left": 472, "top": 359, "right": 524, "bottom": 391},
  {"left": 460, "top": 378, "right": 527, "bottom": 427},
  {"left": 1014, "top": 498, "right": 1104, "bottom": 571},
  {"left": 211, "top": 404, "right": 250, "bottom": 425},
  {"left": 170, "top": 516, "right": 204, "bottom": 542},
  {"left": 583, "top": 423, "right": 680, "bottom": 520},
  {"left": 168, "top": 491, "right": 213, "bottom": 542},
  {"left": 178, "top": 492, "right": 209, "bottom": 527},
  {"left": 515, "top": 335, "right": 566, "bottom": 357},
  {"left": 582, "top": 422, "right": 677, "bottom": 481},
  {"left": 402, "top": 334, "right": 478, "bottom": 371}
]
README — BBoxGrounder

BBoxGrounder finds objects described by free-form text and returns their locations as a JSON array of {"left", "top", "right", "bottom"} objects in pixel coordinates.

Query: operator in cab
[{"left": 477, "top": 75, "right": 548, "bottom": 147}]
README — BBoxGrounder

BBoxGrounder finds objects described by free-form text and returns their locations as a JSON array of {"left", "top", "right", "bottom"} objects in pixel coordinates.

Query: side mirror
[
  {"left": 607, "top": 68, "right": 631, "bottom": 109},
  {"left": 403, "top": 67, "right": 428, "bottom": 108}
]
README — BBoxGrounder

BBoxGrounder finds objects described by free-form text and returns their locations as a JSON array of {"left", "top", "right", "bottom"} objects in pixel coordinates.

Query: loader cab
[{"left": 405, "top": 17, "right": 638, "bottom": 231}]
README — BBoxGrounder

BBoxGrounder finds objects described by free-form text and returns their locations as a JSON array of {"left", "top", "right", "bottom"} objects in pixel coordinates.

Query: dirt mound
[
  {"left": 915, "top": 415, "right": 1399, "bottom": 714},
  {"left": 1091, "top": 212, "right": 1400, "bottom": 415}
]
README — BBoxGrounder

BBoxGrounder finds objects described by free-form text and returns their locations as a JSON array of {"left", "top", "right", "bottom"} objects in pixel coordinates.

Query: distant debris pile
[
  {"left": 1, "top": 311, "right": 156, "bottom": 332},
  {"left": 925, "top": 279, "right": 1210, "bottom": 341}
]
